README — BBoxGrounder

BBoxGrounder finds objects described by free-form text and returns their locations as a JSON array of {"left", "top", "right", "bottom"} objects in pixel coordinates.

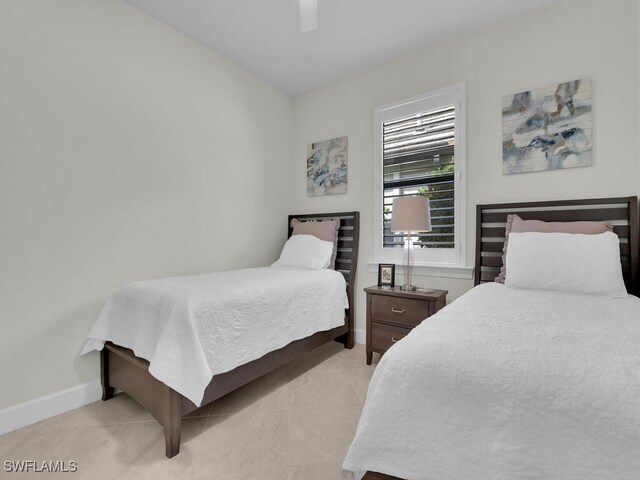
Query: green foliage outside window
[{"left": 417, "top": 162, "right": 455, "bottom": 248}]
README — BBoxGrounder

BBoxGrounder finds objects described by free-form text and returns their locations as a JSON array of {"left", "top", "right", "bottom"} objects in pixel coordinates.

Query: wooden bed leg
[
  {"left": 343, "top": 328, "right": 354, "bottom": 349},
  {"left": 162, "top": 386, "right": 182, "bottom": 458},
  {"left": 341, "top": 306, "right": 355, "bottom": 349},
  {"left": 336, "top": 330, "right": 355, "bottom": 349},
  {"left": 100, "top": 348, "right": 115, "bottom": 401}
]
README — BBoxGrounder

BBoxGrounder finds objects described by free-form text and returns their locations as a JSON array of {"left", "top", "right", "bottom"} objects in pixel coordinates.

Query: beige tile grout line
[
  {"left": 20, "top": 423, "right": 111, "bottom": 480},
  {"left": 284, "top": 372, "right": 296, "bottom": 473},
  {"left": 181, "top": 414, "right": 214, "bottom": 480}
]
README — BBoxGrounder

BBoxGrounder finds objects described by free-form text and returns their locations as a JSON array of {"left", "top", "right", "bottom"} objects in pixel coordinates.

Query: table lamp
[{"left": 391, "top": 196, "right": 432, "bottom": 291}]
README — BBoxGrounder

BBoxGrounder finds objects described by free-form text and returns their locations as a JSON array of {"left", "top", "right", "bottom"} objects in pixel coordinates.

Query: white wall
[
  {"left": 0, "top": 0, "right": 293, "bottom": 409},
  {"left": 292, "top": 0, "right": 640, "bottom": 335}
]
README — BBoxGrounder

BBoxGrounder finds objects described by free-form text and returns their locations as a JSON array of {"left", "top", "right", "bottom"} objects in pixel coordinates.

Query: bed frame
[
  {"left": 362, "top": 196, "right": 639, "bottom": 480},
  {"left": 475, "top": 196, "right": 638, "bottom": 294},
  {"left": 100, "top": 211, "right": 359, "bottom": 458}
]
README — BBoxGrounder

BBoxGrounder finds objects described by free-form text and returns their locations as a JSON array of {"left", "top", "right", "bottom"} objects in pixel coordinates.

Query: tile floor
[{"left": 0, "top": 343, "right": 378, "bottom": 479}]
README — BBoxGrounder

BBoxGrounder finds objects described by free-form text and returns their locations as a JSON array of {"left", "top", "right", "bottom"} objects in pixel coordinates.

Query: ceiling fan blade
[{"left": 299, "top": 0, "right": 317, "bottom": 32}]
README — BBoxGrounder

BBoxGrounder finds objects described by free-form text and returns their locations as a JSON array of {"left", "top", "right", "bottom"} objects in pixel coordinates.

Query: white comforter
[
  {"left": 83, "top": 267, "right": 347, "bottom": 406},
  {"left": 343, "top": 283, "right": 640, "bottom": 480}
]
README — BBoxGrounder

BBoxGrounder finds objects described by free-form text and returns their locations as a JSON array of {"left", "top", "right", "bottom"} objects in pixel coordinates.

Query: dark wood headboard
[
  {"left": 287, "top": 211, "right": 360, "bottom": 343},
  {"left": 475, "top": 197, "right": 638, "bottom": 294}
]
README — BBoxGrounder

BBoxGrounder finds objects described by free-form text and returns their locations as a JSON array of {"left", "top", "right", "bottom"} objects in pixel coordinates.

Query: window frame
[{"left": 373, "top": 83, "right": 467, "bottom": 271}]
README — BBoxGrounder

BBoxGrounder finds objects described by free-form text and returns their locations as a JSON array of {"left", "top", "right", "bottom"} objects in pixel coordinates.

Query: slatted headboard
[
  {"left": 288, "top": 211, "right": 360, "bottom": 342},
  {"left": 475, "top": 197, "right": 638, "bottom": 294}
]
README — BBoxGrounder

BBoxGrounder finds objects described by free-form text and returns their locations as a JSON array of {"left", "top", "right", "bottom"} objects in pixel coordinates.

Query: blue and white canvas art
[
  {"left": 502, "top": 78, "right": 592, "bottom": 175},
  {"left": 307, "top": 136, "right": 348, "bottom": 196}
]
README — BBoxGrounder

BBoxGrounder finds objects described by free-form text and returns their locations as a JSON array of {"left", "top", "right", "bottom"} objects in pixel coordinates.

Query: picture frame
[
  {"left": 307, "top": 136, "right": 348, "bottom": 197},
  {"left": 377, "top": 263, "right": 395, "bottom": 288},
  {"left": 502, "top": 78, "right": 592, "bottom": 175}
]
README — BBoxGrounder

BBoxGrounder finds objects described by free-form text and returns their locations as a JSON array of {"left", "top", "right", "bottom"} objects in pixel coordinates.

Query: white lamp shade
[{"left": 391, "top": 196, "right": 432, "bottom": 233}]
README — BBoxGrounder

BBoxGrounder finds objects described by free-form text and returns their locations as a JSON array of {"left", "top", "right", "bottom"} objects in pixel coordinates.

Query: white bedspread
[
  {"left": 343, "top": 283, "right": 640, "bottom": 480},
  {"left": 82, "top": 267, "right": 347, "bottom": 406}
]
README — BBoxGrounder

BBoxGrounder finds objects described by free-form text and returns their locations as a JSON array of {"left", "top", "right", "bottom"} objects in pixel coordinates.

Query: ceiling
[{"left": 125, "top": 0, "right": 561, "bottom": 96}]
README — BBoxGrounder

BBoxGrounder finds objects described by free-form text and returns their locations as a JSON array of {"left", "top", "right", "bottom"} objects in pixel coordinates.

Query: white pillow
[
  {"left": 505, "top": 231, "right": 627, "bottom": 297},
  {"left": 271, "top": 234, "right": 334, "bottom": 270}
]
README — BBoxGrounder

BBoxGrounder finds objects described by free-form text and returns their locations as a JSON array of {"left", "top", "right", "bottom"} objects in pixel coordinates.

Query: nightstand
[{"left": 365, "top": 286, "right": 448, "bottom": 365}]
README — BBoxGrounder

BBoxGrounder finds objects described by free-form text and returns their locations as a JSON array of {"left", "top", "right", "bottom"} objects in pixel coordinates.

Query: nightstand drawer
[
  {"left": 371, "top": 322, "right": 412, "bottom": 351},
  {"left": 371, "top": 294, "right": 430, "bottom": 328}
]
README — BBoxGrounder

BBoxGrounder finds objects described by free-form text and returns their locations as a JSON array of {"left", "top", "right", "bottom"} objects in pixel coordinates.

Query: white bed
[
  {"left": 343, "top": 282, "right": 640, "bottom": 480},
  {"left": 83, "top": 266, "right": 348, "bottom": 406}
]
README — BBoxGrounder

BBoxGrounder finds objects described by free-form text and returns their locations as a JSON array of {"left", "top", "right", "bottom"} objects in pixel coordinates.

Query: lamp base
[{"left": 399, "top": 285, "right": 417, "bottom": 291}]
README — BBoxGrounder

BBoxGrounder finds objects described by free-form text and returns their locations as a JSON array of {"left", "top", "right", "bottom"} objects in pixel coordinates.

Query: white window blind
[{"left": 383, "top": 105, "right": 455, "bottom": 250}]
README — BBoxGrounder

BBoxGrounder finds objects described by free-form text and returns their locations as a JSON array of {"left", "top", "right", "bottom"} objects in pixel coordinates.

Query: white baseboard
[
  {"left": 0, "top": 380, "right": 102, "bottom": 436},
  {"left": 354, "top": 328, "right": 365, "bottom": 345}
]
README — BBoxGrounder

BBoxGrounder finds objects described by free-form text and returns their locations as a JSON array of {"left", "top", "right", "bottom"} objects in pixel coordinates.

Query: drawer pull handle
[
  {"left": 391, "top": 337, "right": 400, "bottom": 343},
  {"left": 391, "top": 308, "right": 405, "bottom": 314}
]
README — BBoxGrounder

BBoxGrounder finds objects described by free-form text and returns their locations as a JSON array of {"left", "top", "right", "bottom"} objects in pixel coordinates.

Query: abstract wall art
[
  {"left": 502, "top": 78, "right": 592, "bottom": 175},
  {"left": 307, "top": 136, "right": 348, "bottom": 196}
]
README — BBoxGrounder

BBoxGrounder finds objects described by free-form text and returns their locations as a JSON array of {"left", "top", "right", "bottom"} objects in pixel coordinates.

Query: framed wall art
[
  {"left": 307, "top": 136, "right": 348, "bottom": 196},
  {"left": 502, "top": 78, "right": 592, "bottom": 175}
]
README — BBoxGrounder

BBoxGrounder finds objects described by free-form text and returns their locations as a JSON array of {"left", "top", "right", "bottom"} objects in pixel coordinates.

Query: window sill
[{"left": 366, "top": 261, "right": 474, "bottom": 280}]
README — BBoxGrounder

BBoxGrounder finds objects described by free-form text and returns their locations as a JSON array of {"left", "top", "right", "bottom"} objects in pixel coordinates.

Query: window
[{"left": 374, "top": 83, "right": 466, "bottom": 270}]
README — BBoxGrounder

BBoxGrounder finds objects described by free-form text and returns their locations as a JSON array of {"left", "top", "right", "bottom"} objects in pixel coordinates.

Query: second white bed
[
  {"left": 83, "top": 266, "right": 348, "bottom": 406},
  {"left": 343, "top": 282, "right": 640, "bottom": 480}
]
